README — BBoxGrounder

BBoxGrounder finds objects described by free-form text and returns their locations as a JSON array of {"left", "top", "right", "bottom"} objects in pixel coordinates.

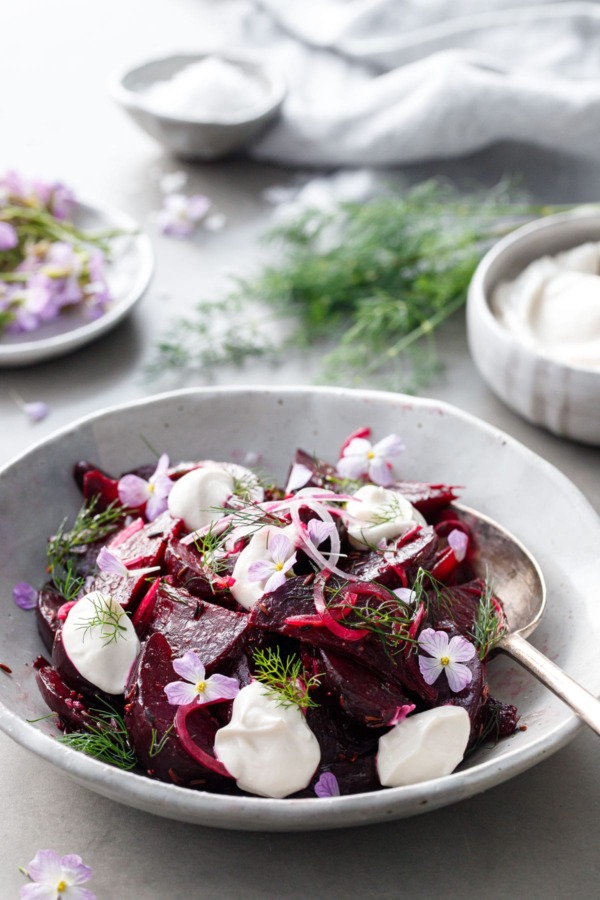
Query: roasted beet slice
[
  {"left": 316, "top": 648, "right": 412, "bottom": 728},
  {"left": 146, "top": 583, "right": 248, "bottom": 670},
  {"left": 81, "top": 468, "right": 120, "bottom": 510},
  {"left": 291, "top": 449, "right": 338, "bottom": 490},
  {"left": 391, "top": 481, "right": 459, "bottom": 516},
  {"left": 471, "top": 695, "right": 519, "bottom": 749},
  {"left": 250, "top": 577, "right": 435, "bottom": 700},
  {"left": 107, "top": 511, "right": 181, "bottom": 567},
  {"left": 51, "top": 627, "right": 121, "bottom": 699},
  {"left": 36, "top": 588, "right": 70, "bottom": 652},
  {"left": 345, "top": 526, "right": 438, "bottom": 586},
  {"left": 305, "top": 703, "right": 379, "bottom": 766},
  {"left": 164, "top": 538, "right": 237, "bottom": 607},
  {"left": 35, "top": 663, "right": 95, "bottom": 731},
  {"left": 125, "top": 632, "right": 232, "bottom": 789}
]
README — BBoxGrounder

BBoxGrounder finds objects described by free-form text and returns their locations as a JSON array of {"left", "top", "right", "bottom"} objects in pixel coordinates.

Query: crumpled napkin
[{"left": 229, "top": 0, "right": 600, "bottom": 166}]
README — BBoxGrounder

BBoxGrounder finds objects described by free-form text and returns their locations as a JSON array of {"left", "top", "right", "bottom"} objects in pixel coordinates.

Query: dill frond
[{"left": 253, "top": 647, "right": 320, "bottom": 710}]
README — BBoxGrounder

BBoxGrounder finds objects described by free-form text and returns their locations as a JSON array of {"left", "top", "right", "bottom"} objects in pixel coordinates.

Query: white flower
[
  {"left": 247, "top": 532, "right": 297, "bottom": 593},
  {"left": 336, "top": 433, "right": 405, "bottom": 486},
  {"left": 418, "top": 628, "right": 476, "bottom": 693}
]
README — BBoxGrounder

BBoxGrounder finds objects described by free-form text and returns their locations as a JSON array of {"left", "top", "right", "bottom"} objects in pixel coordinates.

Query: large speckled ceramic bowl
[
  {"left": 467, "top": 211, "right": 600, "bottom": 445},
  {"left": 0, "top": 387, "right": 598, "bottom": 831}
]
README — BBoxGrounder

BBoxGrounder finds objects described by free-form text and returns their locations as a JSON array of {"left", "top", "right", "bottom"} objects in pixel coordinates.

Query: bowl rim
[
  {"left": 108, "top": 50, "right": 287, "bottom": 127},
  {"left": 467, "top": 208, "right": 600, "bottom": 380},
  {"left": 1, "top": 384, "right": 597, "bottom": 830}
]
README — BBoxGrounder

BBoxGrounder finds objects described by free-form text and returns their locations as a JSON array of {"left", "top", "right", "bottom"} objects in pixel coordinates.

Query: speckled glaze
[
  {"left": 467, "top": 211, "right": 600, "bottom": 445},
  {"left": 109, "top": 52, "right": 286, "bottom": 160},
  {"left": 1, "top": 387, "right": 599, "bottom": 831}
]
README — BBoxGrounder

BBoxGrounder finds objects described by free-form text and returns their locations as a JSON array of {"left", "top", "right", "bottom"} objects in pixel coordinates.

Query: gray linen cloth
[{"left": 229, "top": 0, "right": 600, "bottom": 165}]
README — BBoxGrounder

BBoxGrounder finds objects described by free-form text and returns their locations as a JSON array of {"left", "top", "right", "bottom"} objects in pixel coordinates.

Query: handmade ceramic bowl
[
  {"left": 1, "top": 387, "right": 599, "bottom": 831},
  {"left": 467, "top": 211, "right": 600, "bottom": 445},
  {"left": 109, "top": 52, "right": 286, "bottom": 160}
]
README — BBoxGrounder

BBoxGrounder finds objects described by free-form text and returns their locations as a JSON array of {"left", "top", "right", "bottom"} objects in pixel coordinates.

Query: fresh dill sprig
[
  {"left": 57, "top": 702, "right": 137, "bottom": 771},
  {"left": 369, "top": 494, "right": 407, "bottom": 526},
  {"left": 470, "top": 578, "right": 507, "bottom": 660},
  {"left": 192, "top": 521, "right": 231, "bottom": 575},
  {"left": 328, "top": 580, "right": 415, "bottom": 653},
  {"left": 253, "top": 647, "right": 320, "bottom": 710},
  {"left": 76, "top": 594, "right": 128, "bottom": 646},
  {"left": 149, "top": 724, "right": 174, "bottom": 758},
  {"left": 149, "top": 179, "right": 552, "bottom": 391},
  {"left": 47, "top": 497, "right": 124, "bottom": 600}
]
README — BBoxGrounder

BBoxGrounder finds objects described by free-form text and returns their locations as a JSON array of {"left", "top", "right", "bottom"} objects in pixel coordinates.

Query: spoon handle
[{"left": 500, "top": 633, "right": 600, "bottom": 736}]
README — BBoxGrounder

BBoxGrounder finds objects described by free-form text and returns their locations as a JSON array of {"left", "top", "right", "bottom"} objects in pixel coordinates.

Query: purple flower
[
  {"left": 96, "top": 546, "right": 160, "bottom": 580},
  {"left": 393, "top": 586, "right": 418, "bottom": 605},
  {"left": 20, "top": 849, "right": 95, "bottom": 900},
  {"left": 49, "top": 182, "right": 75, "bottom": 220},
  {"left": 314, "top": 772, "right": 340, "bottom": 798},
  {"left": 306, "top": 518, "right": 335, "bottom": 547},
  {"left": 447, "top": 529, "right": 469, "bottom": 562},
  {"left": 164, "top": 650, "right": 240, "bottom": 706},
  {"left": 156, "top": 193, "right": 210, "bottom": 237},
  {"left": 118, "top": 454, "right": 173, "bottom": 521},
  {"left": 247, "top": 532, "right": 297, "bottom": 593},
  {"left": 418, "top": 628, "right": 476, "bottom": 693},
  {"left": 336, "top": 433, "right": 405, "bottom": 486},
  {"left": 23, "top": 401, "right": 50, "bottom": 422},
  {"left": 0, "top": 221, "right": 18, "bottom": 250},
  {"left": 13, "top": 582, "right": 38, "bottom": 610}
]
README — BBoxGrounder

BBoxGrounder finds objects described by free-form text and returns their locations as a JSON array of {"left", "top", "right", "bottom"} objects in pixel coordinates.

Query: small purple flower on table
[
  {"left": 247, "top": 532, "right": 297, "bottom": 593},
  {"left": 418, "top": 628, "right": 476, "bottom": 693},
  {"left": 165, "top": 650, "right": 240, "bottom": 706},
  {"left": 13, "top": 582, "right": 38, "bottom": 610},
  {"left": 20, "top": 848, "right": 95, "bottom": 899},
  {"left": 156, "top": 193, "right": 211, "bottom": 237},
  {"left": 314, "top": 771, "right": 340, "bottom": 798},
  {"left": 336, "top": 433, "right": 405, "bottom": 486},
  {"left": 117, "top": 453, "right": 173, "bottom": 522}
]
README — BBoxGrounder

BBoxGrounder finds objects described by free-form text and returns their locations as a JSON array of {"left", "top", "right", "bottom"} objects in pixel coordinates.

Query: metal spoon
[{"left": 456, "top": 504, "right": 600, "bottom": 735}]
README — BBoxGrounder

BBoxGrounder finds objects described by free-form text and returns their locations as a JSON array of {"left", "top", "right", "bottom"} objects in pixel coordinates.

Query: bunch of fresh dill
[{"left": 151, "top": 180, "right": 549, "bottom": 391}]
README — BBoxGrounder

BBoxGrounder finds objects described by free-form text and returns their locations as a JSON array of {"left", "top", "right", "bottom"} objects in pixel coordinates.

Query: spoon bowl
[{"left": 458, "top": 503, "right": 600, "bottom": 735}]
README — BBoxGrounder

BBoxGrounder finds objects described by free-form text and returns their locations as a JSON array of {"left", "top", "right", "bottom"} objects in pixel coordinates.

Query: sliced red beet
[
  {"left": 305, "top": 703, "right": 380, "bottom": 766},
  {"left": 390, "top": 481, "right": 460, "bottom": 516},
  {"left": 82, "top": 468, "right": 120, "bottom": 510},
  {"left": 290, "top": 449, "right": 338, "bottom": 490},
  {"left": 51, "top": 627, "right": 122, "bottom": 699},
  {"left": 250, "top": 576, "right": 436, "bottom": 700},
  {"left": 35, "top": 663, "right": 95, "bottom": 731},
  {"left": 36, "top": 588, "right": 70, "bottom": 652},
  {"left": 164, "top": 538, "right": 237, "bottom": 608},
  {"left": 125, "top": 632, "right": 232, "bottom": 789},
  {"left": 145, "top": 583, "right": 248, "bottom": 671},
  {"left": 107, "top": 510, "right": 181, "bottom": 568},
  {"left": 345, "top": 526, "right": 438, "bottom": 586},
  {"left": 316, "top": 648, "right": 412, "bottom": 728}
]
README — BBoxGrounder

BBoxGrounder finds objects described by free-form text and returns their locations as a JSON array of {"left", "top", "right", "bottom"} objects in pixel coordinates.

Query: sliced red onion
[
  {"left": 174, "top": 704, "right": 232, "bottom": 778},
  {"left": 313, "top": 578, "right": 368, "bottom": 642}
]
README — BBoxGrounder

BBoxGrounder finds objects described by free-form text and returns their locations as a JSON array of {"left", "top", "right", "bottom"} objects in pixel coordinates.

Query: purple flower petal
[
  {"left": 145, "top": 491, "right": 169, "bottom": 522},
  {"left": 447, "top": 634, "right": 476, "bottom": 663},
  {"left": 247, "top": 559, "right": 276, "bottom": 583},
  {"left": 268, "top": 532, "right": 294, "bottom": 566},
  {"left": 307, "top": 519, "right": 335, "bottom": 547},
  {"left": 164, "top": 680, "right": 199, "bottom": 706},
  {"left": 368, "top": 456, "right": 393, "bottom": 486},
  {"left": 314, "top": 771, "right": 340, "bottom": 798},
  {"left": 372, "top": 434, "right": 405, "bottom": 459},
  {"left": 58, "top": 854, "right": 92, "bottom": 886},
  {"left": 13, "top": 581, "right": 38, "bottom": 610},
  {"left": 96, "top": 547, "right": 128, "bottom": 577},
  {"left": 445, "top": 662, "right": 473, "bottom": 693},
  {"left": 0, "top": 221, "right": 18, "bottom": 250},
  {"left": 23, "top": 401, "right": 50, "bottom": 423},
  {"left": 20, "top": 883, "right": 58, "bottom": 899},
  {"left": 393, "top": 587, "right": 418, "bottom": 605},
  {"left": 117, "top": 473, "right": 151, "bottom": 508},
  {"left": 264, "top": 569, "right": 288, "bottom": 593},
  {"left": 203, "top": 673, "right": 240, "bottom": 702},
  {"left": 336, "top": 454, "right": 368, "bottom": 480},
  {"left": 448, "top": 529, "right": 469, "bottom": 563},
  {"left": 418, "top": 628, "right": 450, "bottom": 658},
  {"left": 172, "top": 650, "right": 205, "bottom": 684},
  {"left": 26, "top": 850, "right": 62, "bottom": 884},
  {"left": 418, "top": 655, "right": 444, "bottom": 685}
]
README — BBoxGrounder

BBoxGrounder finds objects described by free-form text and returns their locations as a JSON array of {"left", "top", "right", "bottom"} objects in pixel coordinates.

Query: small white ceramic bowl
[
  {"left": 109, "top": 51, "right": 286, "bottom": 161},
  {"left": 467, "top": 211, "right": 600, "bottom": 446}
]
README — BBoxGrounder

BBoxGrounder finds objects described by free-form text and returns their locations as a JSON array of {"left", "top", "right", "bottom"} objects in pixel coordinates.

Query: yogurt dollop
[
  {"left": 168, "top": 465, "right": 234, "bottom": 532},
  {"left": 345, "top": 484, "right": 426, "bottom": 549},
  {"left": 377, "top": 706, "right": 470, "bottom": 787},
  {"left": 492, "top": 241, "right": 600, "bottom": 371},
  {"left": 61, "top": 591, "right": 140, "bottom": 695},
  {"left": 214, "top": 680, "right": 321, "bottom": 798}
]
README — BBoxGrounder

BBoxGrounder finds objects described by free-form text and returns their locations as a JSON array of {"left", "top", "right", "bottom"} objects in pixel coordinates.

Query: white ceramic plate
[
  {"left": 0, "top": 387, "right": 598, "bottom": 831},
  {"left": 0, "top": 201, "right": 154, "bottom": 367}
]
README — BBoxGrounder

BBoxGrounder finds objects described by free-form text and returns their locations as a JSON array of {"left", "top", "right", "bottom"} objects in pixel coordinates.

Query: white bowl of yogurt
[
  {"left": 467, "top": 210, "right": 600, "bottom": 445},
  {"left": 109, "top": 51, "right": 286, "bottom": 160}
]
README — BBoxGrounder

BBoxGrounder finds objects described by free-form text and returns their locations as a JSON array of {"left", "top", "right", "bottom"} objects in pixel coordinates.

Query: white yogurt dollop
[
  {"left": 168, "top": 465, "right": 234, "bottom": 532},
  {"left": 62, "top": 591, "right": 140, "bottom": 695},
  {"left": 492, "top": 241, "right": 600, "bottom": 371},
  {"left": 377, "top": 706, "right": 470, "bottom": 787},
  {"left": 214, "top": 680, "right": 321, "bottom": 798},
  {"left": 345, "top": 484, "right": 426, "bottom": 549},
  {"left": 230, "top": 523, "right": 297, "bottom": 610}
]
